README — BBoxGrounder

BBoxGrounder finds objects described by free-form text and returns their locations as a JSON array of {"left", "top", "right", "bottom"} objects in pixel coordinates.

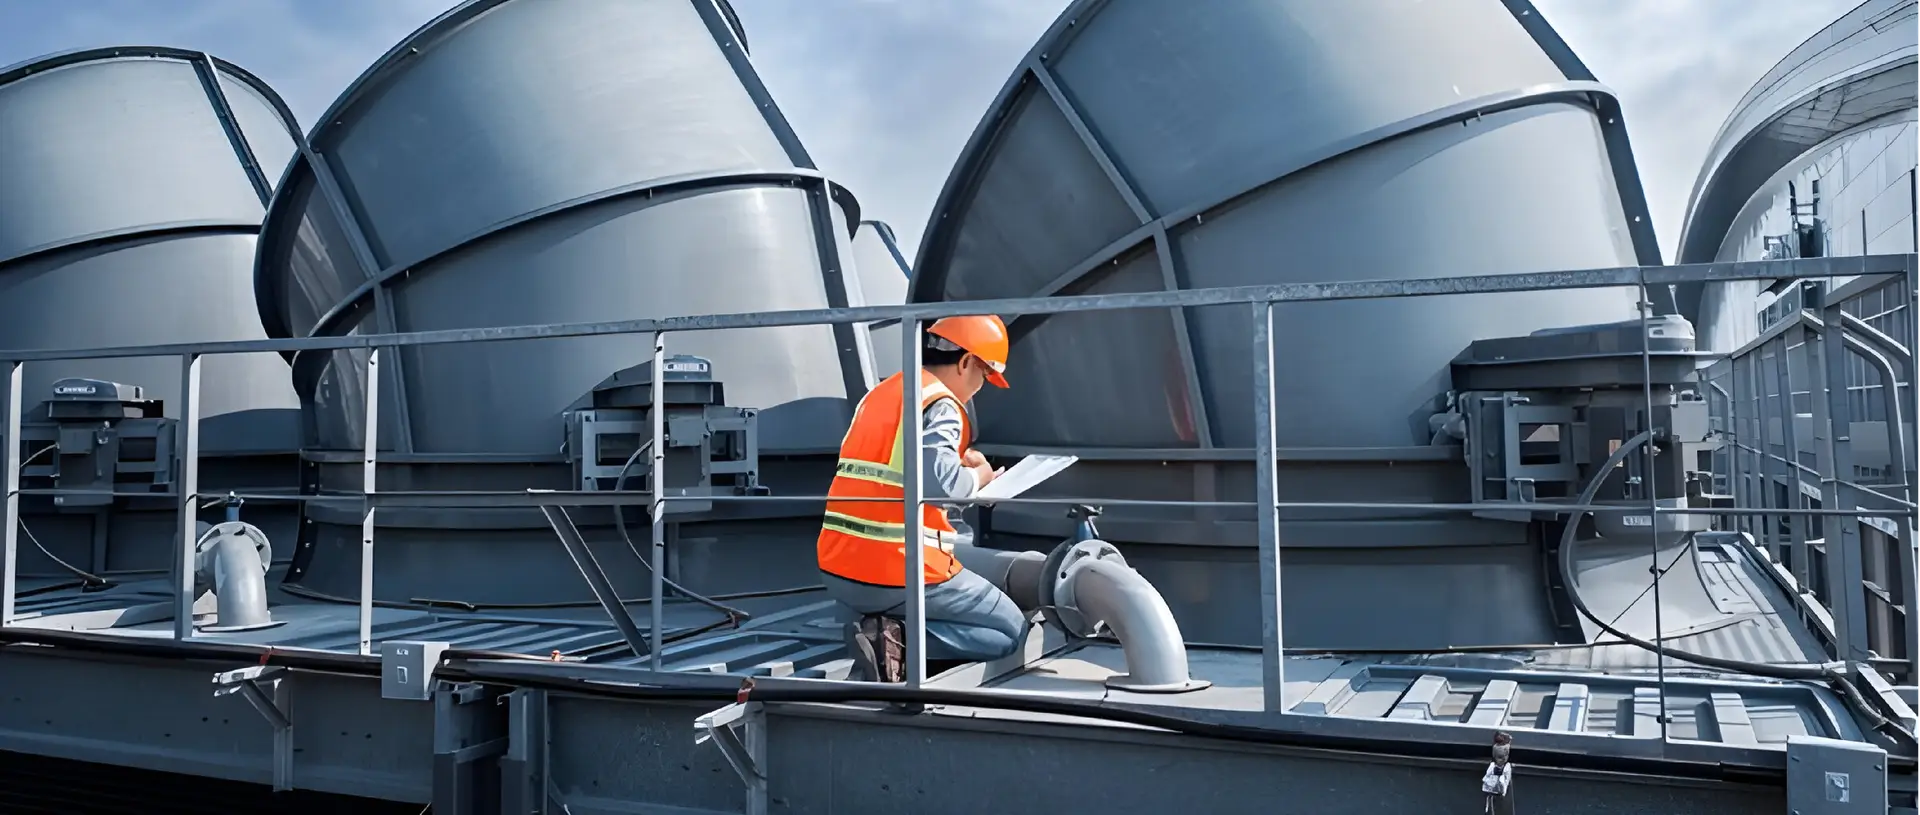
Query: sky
[{"left": 0, "top": 0, "right": 1867, "bottom": 262}]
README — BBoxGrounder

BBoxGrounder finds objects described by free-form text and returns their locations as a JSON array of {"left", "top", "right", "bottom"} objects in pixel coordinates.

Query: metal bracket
[
  {"left": 694, "top": 701, "right": 767, "bottom": 815},
  {"left": 212, "top": 665, "right": 293, "bottom": 791}
]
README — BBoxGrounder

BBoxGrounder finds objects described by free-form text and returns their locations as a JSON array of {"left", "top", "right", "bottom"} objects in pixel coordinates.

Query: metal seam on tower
[
  {"left": 191, "top": 53, "right": 273, "bottom": 208},
  {"left": 1498, "top": 0, "right": 1667, "bottom": 283},
  {"left": 281, "top": 170, "right": 862, "bottom": 404}
]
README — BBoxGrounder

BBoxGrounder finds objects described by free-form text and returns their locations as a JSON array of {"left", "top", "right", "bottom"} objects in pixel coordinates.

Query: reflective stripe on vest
[{"left": 816, "top": 370, "right": 970, "bottom": 587}]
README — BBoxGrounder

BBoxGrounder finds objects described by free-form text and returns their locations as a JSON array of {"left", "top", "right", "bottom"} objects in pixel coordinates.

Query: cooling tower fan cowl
[
  {"left": 0, "top": 47, "right": 303, "bottom": 582},
  {"left": 252, "top": 0, "right": 899, "bottom": 606},
  {"left": 908, "top": 0, "right": 1674, "bottom": 649}
]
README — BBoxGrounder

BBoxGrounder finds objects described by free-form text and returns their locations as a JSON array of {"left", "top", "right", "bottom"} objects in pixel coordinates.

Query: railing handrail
[{"left": 0, "top": 254, "right": 1906, "bottom": 363}]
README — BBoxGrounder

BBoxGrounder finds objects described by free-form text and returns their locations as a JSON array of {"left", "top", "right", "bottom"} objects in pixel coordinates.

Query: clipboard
[{"left": 974, "top": 454, "right": 1078, "bottom": 502}]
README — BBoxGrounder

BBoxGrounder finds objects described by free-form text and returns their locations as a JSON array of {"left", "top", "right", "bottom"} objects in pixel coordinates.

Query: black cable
[
  {"left": 1600, "top": 537, "right": 1698, "bottom": 633},
  {"left": 14, "top": 445, "right": 110, "bottom": 588},
  {"left": 612, "top": 441, "right": 758, "bottom": 622},
  {"left": 1557, "top": 430, "right": 1916, "bottom": 744},
  {"left": 1560, "top": 431, "right": 1836, "bottom": 679}
]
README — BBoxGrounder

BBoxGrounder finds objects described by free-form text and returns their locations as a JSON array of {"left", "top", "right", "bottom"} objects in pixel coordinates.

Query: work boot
[
  {"left": 873, "top": 615, "right": 906, "bottom": 683},
  {"left": 844, "top": 618, "right": 881, "bottom": 682},
  {"left": 844, "top": 615, "right": 905, "bottom": 683}
]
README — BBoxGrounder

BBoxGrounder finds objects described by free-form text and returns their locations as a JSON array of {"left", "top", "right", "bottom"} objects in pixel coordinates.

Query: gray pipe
[
  {"left": 957, "top": 541, "right": 1205, "bottom": 691},
  {"left": 1065, "top": 558, "right": 1207, "bottom": 693},
  {"left": 953, "top": 545, "right": 1047, "bottom": 611},
  {"left": 194, "top": 521, "right": 277, "bottom": 632}
]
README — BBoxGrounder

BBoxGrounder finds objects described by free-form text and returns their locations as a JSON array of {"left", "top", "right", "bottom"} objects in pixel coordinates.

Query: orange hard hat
[{"left": 927, "top": 314, "right": 1010, "bottom": 388}]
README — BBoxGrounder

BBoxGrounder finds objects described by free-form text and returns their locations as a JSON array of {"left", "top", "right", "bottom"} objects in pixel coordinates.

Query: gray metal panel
[
  {"left": 909, "top": 0, "right": 1648, "bottom": 546},
  {"left": 0, "top": 49, "right": 301, "bottom": 453},
  {"left": 255, "top": 0, "right": 868, "bottom": 456},
  {"left": 0, "top": 56, "right": 260, "bottom": 261}
]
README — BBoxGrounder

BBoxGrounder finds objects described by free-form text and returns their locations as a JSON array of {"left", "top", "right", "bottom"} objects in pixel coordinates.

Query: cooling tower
[
  {"left": 0, "top": 48, "right": 302, "bottom": 579},
  {"left": 911, "top": 0, "right": 1669, "bottom": 646},
  {"left": 254, "top": 0, "right": 887, "bottom": 605}
]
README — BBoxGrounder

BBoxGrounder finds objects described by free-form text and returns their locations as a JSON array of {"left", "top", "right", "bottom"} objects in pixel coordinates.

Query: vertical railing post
[
  {"left": 900, "top": 315, "right": 927, "bottom": 688},
  {"left": 1775, "top": 330, "right": 1810, "bottom": 579},
  {"left": 1636, "top": 281, "right": 1668, "bottom": 745},
  {"left": 650, "top": 331, "right": 668, "bottom": 669},
  {"left": 1, "top": 362, "right": 21, "bottom": 627},
  {"left": 175, "top": 354, "right": 203, "bottom": 641},
  {"left": 1814, "top": 299, "right": 1872, "bottom": 670},
  {"left": 1751, "top": 347, "right": 1773, "bottom": 552},
  {"left": 1249, "top": 300, "right": 1286, "bottom": 713},
  {"left": 359, "top": 348, "right": 381, "bottom": 655},
  {"left": 1728, "top": 354, "right": 1749, "bottom": 540}
]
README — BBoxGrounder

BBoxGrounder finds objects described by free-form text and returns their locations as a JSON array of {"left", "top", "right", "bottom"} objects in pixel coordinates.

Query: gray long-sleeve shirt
[{"left": 919, "top": 397, "right": 978, "bottom": 546}]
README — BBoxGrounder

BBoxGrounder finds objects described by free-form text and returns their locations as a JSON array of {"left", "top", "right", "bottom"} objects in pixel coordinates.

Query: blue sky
[{"left": 0, "top": 0, "right": 1864, "bottom": 260}]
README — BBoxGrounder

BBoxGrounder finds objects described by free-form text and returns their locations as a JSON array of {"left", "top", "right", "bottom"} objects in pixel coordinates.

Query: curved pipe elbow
[
  {"left": 1066, "top": 559, "right": 1207, "bottom": 693},
  {"left": 195, "top": 522, "right": 277, "bottom": 632}
]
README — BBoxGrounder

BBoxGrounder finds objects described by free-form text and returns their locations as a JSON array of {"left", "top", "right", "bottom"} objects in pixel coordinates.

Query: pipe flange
[
  {"left": 1040, "top": 539, "right": 1127, "bottom": 638},
  {"left": 193, "top": 520, "right": 283, "bottom": 633},
  {"left": 1103, "top": 674, "right": 1213, "bottom": 694},
  {"left": 194, "top": 521, "right": 274, "bottom": 574}
]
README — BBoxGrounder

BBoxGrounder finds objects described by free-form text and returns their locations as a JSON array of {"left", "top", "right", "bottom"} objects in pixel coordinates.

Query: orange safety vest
[{"left": 817, "top": 369, "right": 971, "bottom": 587}]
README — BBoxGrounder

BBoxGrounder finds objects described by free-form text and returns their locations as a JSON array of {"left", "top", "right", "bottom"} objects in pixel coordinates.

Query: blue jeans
[{"left": 821, "top": 566, "right": 1028, "bottom": 662}]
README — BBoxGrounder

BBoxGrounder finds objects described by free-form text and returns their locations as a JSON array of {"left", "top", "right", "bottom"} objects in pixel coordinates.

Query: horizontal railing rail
[{"left": 0, "top": 253, "right": 1914, "bottom": 750}]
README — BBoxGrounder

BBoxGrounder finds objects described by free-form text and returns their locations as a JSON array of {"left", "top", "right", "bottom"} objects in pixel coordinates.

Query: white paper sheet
[{"left": 973, "top": 454, "right": 1078, "bottom": 502}]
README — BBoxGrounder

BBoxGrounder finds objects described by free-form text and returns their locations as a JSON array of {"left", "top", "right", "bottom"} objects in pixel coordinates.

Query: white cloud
[{"left": 1532, "top": 0, "right": 1864, "bottom": 260}]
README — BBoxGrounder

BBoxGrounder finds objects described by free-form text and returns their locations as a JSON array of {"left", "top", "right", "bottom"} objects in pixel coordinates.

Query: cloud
[
  {"left": 731, "top": 0, "right": 1066, "bottom": 256},
  {"left": 1531, "top": 0, "right": 1863, "bottom": 260},
  {"left": 1, "top": 0, "right": 1860, "bottom": 263},
  {"left": 0, "top": 0, "right": 443, "bottom": 128}
]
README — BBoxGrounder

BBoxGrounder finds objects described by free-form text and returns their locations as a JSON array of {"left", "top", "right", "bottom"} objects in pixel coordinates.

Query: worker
[{"left": 816, "top": 314, "right": 1031, "bottom": 683}]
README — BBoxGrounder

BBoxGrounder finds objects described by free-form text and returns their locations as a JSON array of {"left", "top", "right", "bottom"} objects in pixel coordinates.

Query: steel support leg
[
  {"left": 500, "top": 689, "right": 551, "bottom": 815},
  {"left": 537, "top": 502, "right": 653, "bottom": 659},
  {"left": 212, "top": 665, "right": 293, "bottom": 791},
  {"left": 695, "top": 701, "right": 768, "bottom": 815},
  {"left": 433, "top": 682, "right": 509, "bottom": 815}
]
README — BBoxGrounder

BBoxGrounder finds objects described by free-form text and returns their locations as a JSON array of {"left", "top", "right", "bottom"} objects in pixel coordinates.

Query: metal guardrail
[
  {"left": 0, "top": 254, "right": 1914, "bottom": 727},
  {"left": 1707, "top": 270, "right": 1917, "bottom": 678}
]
